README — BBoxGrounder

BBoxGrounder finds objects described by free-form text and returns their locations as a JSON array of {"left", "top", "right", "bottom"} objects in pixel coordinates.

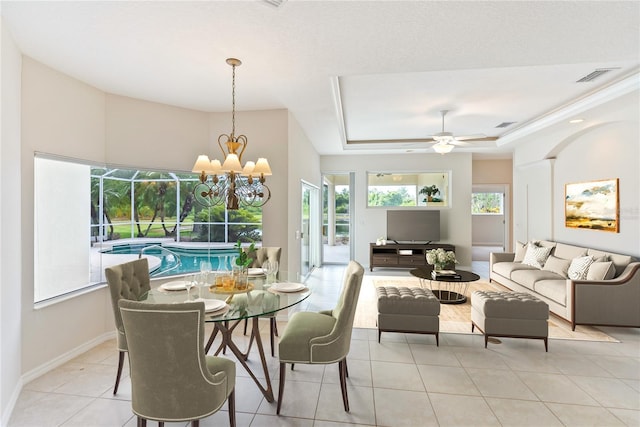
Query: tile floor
[{"left": 8, "top": 264, "right": 640, "bottom": 426}]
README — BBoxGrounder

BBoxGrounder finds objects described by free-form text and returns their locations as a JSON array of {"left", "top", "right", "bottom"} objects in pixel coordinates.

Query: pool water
[{"left": 103, "top": 244, "right": 239, "bottom": 277}]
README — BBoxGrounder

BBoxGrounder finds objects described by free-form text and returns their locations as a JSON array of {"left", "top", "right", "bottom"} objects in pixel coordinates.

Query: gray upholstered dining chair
[
  {"left": 277, "top": 260, "right": 364, "bottom": 414},
  {"left": 119, "top": 300, "right": 236, "bottom": 427},
  {"left": 243, "top": 246, "right": 282, "bottom": 356},
  {"left": 104, "top": 257, "right": 151, "bottom": 395}
]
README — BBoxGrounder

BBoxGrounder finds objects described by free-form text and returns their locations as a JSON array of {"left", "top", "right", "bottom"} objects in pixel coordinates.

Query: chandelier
[{"left": 192, "top": 58, "right": 272, "bottom": 210}]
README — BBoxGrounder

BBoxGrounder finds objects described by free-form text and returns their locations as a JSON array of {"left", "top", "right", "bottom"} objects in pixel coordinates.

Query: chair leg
[
  {"left": 338, "top": 359, "right": 350, "bottom": 412},
  {"left": 158, "top": 423, "right": 164, "bottom": 427},
  {"left": 273, "top": 318, "right": 279, "bottom": 336},
  {"left": 137, "top": 417, "right": 146, "bottom": 427},
  {"left": 114, "top": 351, "right": 125, "bottom": 395},
  {"left": 228, "top": 390, "right": 236, "bottom": 427},
  {"left": 277, "top": 362, "right": 286, "bottom": 415},
  {"left": 191, "top": 421, "right": 198, "bottom": 427},
  {"left": 344, "top": 358, "right": 349, "bottom": 378},
  {"left": 243, "top": 318, "right": 248, "bottom": 335}
]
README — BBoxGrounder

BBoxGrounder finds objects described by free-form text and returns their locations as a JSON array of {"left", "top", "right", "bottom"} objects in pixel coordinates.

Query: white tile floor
[{"left": 8, "top": 264, "right": 640, "bottom": 427}]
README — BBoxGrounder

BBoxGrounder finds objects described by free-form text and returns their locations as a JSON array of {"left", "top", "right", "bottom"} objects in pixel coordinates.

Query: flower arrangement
[{"left": 425, "top": 248, "right": 457, "bottom": 270}]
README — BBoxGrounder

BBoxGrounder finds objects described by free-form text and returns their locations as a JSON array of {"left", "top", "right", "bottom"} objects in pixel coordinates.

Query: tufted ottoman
[
  {"left": 471, "top": 291, "right": 549, "bottom": 351},
  {"left": 376, "top": 286, "right": 440, "bottom": 345}
]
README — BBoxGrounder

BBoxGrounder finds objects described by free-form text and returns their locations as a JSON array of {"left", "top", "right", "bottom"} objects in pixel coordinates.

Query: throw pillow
[
  {"left": 542, "top": 255, "right": 571, "bottom": 278},
  {"left": 522, "top": 243, "right": 552, "bottom": 269},
  {"left": 587, "top": 261, "right": 616, "bottom": 281},
  {"left": 514, "top": 241, "right": 527, "bottom": 262},
  {"left": 568, "top": 256, "right": 594, "bottom": 280}
]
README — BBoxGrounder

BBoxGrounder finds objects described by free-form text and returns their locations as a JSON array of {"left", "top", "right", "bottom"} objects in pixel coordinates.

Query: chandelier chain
[{"left": 231, "top": 63, "right": 236, "bottom": 138}]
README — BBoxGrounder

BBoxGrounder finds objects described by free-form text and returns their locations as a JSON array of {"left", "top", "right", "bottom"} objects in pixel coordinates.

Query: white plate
[
  {"left": 248, "top": 268, "right": 266, "bottom": 276},
  {"left": 271, "top": 282, "right": 306, "bottom": 293},
  {"left": 160, "top": 281, "right": 188, "bottom": 291},
  {"left": 203, "top": 299, "right": 226, "bottom": 313}
]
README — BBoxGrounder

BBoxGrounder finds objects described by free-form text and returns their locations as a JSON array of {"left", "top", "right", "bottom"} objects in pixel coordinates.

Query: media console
[{"left": 369, "top": 242, "right": 455, "bottom": 271}]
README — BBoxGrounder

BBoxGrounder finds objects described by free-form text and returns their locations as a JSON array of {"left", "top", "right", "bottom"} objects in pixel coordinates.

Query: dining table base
[{"left": 205, "top": 317, "right": 275, "bottom": 403}]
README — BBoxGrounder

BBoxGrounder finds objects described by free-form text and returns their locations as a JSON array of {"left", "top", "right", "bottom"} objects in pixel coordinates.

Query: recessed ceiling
[{"left": 1, "top": 1, "right": 639, "bottom": 156}]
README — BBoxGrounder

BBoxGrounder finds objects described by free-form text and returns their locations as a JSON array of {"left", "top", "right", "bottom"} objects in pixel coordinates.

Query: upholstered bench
[
  {"left": 471, "top": 290, "right": 549, "bottom": 351},
  {"left": 376, "top": 286, "right": 440, "bottom": 345}
]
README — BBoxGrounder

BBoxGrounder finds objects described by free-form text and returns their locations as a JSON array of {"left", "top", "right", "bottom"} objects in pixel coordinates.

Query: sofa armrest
[
  {"left": 490, "top": 252, "right": 515, "bottom": 269},
  {"left": 571, "top": 262, "right": 640, "bottom": 329}
]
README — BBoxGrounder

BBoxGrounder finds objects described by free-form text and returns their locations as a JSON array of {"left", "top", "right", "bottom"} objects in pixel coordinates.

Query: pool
[{"left": 102, "top": 243, "right": 240, "bottom": 277}]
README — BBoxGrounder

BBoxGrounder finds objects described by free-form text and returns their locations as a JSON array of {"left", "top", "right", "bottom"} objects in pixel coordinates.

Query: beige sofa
[{"left": 490, "top": 240, "right": 640, "bottom": 330}]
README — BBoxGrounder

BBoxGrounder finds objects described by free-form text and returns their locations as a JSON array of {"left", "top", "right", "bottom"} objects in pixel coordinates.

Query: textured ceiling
[{"left": 2, "top": 1, "right": 639, "bottom": 156}]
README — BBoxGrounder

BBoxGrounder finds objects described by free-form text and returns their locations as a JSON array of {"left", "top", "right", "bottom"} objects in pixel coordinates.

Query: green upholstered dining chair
[
  {"left": 243, "top": 246, "right": 282, "bottom": 356},
  {"left": 119, "top": 300, "right": 236, "bottom": 427},
  {"left": 277, "top": 260, "right": 364, "bottom": 414},
  {"left": 104, "top": 257, "right": 151, "bottom": 395}
]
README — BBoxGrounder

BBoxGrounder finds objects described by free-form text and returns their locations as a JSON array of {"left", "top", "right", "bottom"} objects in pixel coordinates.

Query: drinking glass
[
  {"left": 185, "top": 274, "right": 196, "bottom": 302},
  {"left": 263, "top": 260, "right": 279, "bottom": 284}
]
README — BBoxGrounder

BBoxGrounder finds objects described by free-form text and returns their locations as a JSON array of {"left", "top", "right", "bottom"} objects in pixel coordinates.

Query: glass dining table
[{"left": 140, "top": 270, "right": 311, "bottom": 403}]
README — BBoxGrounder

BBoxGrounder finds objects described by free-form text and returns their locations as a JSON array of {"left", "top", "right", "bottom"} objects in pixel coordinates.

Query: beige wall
[
  {"left": 1, "top": 20, "right": 23, "bottom": 423},
  {"left": 20, "top": 58, "right": 110, "bottom": 375},
  {"left": 287, "top": 111, "right": 322, "bottom": 274},
  {"left": 106, "top": 94, "right": 210, "bottom": 171}
]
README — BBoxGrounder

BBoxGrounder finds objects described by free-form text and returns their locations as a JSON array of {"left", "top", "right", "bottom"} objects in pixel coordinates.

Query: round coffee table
[{"left": 410, "top": 267, "right": 480, "bottom": 304}]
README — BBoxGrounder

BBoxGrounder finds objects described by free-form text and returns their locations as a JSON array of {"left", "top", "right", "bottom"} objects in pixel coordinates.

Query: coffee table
[{"left": 410, "top": 267, "right": 480, "bottom": 304}]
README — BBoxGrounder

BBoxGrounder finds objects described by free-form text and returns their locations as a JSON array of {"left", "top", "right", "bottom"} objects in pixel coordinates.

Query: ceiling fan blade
[{"left": 454, "top": 135, "right": 499, "bottom": 142}]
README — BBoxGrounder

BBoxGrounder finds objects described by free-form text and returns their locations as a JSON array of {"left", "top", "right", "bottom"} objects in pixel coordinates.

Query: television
[{"left": 386, "top": 210, "right": 440, "bottom": 243}]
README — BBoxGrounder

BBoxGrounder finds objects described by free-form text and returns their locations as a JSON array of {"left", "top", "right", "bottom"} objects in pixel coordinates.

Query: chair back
[
  {"left": 247, "top": 247, "right": 282, "bottom": 268},
  {"left": 311, "top": 260, "right": 364, "bottom": 362},
  {"left": 105, "top": 258, "right": 151, "bottom": 351},
  {"left": 118, "top": 300, "right": 233, "bottom": 421}
]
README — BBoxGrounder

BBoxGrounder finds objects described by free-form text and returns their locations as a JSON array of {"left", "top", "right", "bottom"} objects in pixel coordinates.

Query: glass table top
[{"left": 141, "top": 271, "right": 310, "bottom": 322}]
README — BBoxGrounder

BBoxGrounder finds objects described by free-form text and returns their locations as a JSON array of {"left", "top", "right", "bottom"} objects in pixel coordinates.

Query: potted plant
[
  {"left": 419, "top": 185, "right": 440, "bottom": 202},
  {"left": 233, "top": 240, "right": 255, "bottom": 290}
]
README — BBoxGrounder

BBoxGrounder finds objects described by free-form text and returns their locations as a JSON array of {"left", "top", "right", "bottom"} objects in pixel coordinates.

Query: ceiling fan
[
  {"left": 427, "top": 110, "right": 498, "bottom": 153},
  {"left": 345, "top": 109, "right": 498, "bottom": 152}
]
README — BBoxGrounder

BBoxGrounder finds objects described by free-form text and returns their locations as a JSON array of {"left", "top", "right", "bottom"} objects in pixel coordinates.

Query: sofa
[{"left": 490, "top": 240, "right": 640, "bottom": 330}]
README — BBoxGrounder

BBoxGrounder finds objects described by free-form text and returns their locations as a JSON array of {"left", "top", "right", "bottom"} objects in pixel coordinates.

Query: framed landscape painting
[{"left": 565, "top": 178, "right": 619, "bottom": 232}]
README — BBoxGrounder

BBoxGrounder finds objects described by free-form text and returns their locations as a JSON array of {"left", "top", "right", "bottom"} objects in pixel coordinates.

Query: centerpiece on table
[
  {"left": 233, "top": 240, "right": 255, "bottom": 290},
  {"left": 425, "top": 247, "right": 457, "bottom": 272}
]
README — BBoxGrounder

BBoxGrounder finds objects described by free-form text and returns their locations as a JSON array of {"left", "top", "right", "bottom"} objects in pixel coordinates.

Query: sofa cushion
[
  {"left": 586, "top": 249, "right": 632, "bottom": 277},
  {"left": 568, "top": 256, "right": 594, "bottom": 280},
  {"left": 587, "top": 261, "right": 616, "bottom": 281},
  {"left": 542, "top": 255, "right": 570, "bottom": 278},
  {"left": 514, "top": 241, "right": 527, "bottom": 262},
  {"left": 533, "top": 280, "right": 567, "bottom": 306},
  {"left": 492, "top": 262, "right": 538, "bottom": 279},
  {"left": 511, "top": 269, "right": 563, "bottom": 290},
  {"left": 553, "top": 243, "right": 587, "bottom": 260},
  {"left": 523, "top": 243, "right": 553, "bottom": 269}
]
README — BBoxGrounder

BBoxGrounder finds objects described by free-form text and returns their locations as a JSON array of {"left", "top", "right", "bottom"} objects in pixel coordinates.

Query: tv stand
[{"left": 369, "top": 242, "right": 455, "bottom": 271}]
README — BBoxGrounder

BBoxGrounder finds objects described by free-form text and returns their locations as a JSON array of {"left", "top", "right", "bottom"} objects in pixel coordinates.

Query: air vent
[
  {"left": 262, "top": 0, "right": 287, "bottom": 7},
  {"left": 576, "top": 68, "right": 619, "bottom": 83},
  {"left": 495, "top": 122, "right": 516, "bottom": 128}
]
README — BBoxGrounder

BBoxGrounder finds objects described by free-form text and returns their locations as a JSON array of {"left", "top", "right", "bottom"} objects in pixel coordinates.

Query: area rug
[{"left": 355, "top": 275, "right": 618, "bottom": 342}]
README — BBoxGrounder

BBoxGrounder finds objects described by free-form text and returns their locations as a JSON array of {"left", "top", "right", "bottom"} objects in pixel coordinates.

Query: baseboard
[
  {"left": 1, "top": 376, "right": 24, "bottom": 427},
  {"left": 21, "top": 331, "right": 116, "bottom": 385},
  {"left": 2, "top": 330, "right": 115, "bottom": 426}
]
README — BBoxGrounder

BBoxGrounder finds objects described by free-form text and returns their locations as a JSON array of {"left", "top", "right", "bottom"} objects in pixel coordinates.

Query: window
[
  {"left": 35, "top": 154, "right": 262, "bottom": 303},
  {"left": 367, "top": 171, "right": 450, "bottom": 207},
  {"left": 471, "top": 192, "right": 504, "bottom": 214}
]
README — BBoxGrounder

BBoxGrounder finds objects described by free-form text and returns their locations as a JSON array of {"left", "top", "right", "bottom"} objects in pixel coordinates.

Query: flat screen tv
[{"left": 386, "top": 210, "right": 440, "bottom": 243}]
